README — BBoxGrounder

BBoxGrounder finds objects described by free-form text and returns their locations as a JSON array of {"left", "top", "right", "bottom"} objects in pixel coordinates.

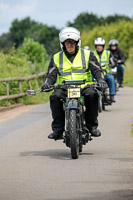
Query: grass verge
[{"left": 124, "top": 60, "right": 133, "bottom": 87}]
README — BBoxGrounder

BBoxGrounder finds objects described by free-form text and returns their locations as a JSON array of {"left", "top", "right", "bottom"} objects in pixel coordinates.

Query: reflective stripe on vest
[
  {"left": 94, "top": 50, "right": 111, "bottom": 74},
  {"left": 54, "top": 48, "right": 93, "bottom": 85}
]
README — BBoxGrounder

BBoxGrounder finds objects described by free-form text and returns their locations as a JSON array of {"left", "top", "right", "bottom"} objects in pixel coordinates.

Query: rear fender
[{"left": 68, "top": 100, "right": 78, "bottom": 110}]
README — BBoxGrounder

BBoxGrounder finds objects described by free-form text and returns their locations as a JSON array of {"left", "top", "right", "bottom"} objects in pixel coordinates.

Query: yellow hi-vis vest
[
  {"left": 53, "top": 48, "right": 93, "bottom": 86},
  {"left": 94, "top": 50, "right": 112, "bottom": 75}
]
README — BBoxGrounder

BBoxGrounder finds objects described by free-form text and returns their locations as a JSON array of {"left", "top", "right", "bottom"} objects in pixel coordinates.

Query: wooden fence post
[
  {"left": 35, "top": 78, "right": 39, "bottom": 88},
  {"left": 6, "top": 81, "right": 9, "bottom": 96},
  {"left": 28, "top": 80, "right": 32, "bottom": 90},
  {"left": 18, "top": 81, "right": 22, "bottom": 93}
]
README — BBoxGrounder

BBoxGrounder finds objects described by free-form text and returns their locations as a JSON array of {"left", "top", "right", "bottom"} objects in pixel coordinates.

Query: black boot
[
  {"left": 110, "top": 95, "right": 116, "bottom": 103},
  {"left": 90, "top": 127, "right": 101, "bottom": 137},
  {"left": 119, "top": 81, "right": 123, "bottom": 88},
  {"left": 48, "top": 132, "right": 63, "bottom": 140}
]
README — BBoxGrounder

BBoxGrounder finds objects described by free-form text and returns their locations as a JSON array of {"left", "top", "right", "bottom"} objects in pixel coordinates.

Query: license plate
[{"left": 68, "top": 88, "right": 80, "bottom": 98}]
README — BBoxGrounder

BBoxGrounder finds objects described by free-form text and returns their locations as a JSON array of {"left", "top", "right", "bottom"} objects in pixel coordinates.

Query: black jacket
[
  {"left": 45, "top": 49, "right": 105, "bottom": 85},
  {"left": 107, "top": 47, "right": 125, "bottom": 64}
]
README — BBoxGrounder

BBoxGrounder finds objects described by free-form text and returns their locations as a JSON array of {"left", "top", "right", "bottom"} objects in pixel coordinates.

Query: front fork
[{"left": 63, "top": 100, "right": 92, "bottom": 147}]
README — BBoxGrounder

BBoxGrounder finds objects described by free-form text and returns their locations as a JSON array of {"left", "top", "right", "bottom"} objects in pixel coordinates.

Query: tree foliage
[
  {"left": 0, "top": 17, "right": 60, "bottom": 56},
  {"left": 27, "top": 23, "right": 60, "bottom": 55},
  {"left": 18, "top": 38, "right": 48, "bottom": 64},
  {"left": 81, "top": 20, "right": 133, "bottom": 59},
  {"left": 0, "top": 32, "right": 13, "bottom": 53},
  {"left": 67, "top": 13, "right": 101, "bottom": 31},
  {"left": 67, "top": 12, "right": 132, "bottom": 31},
  {"left": 0, "top": 13, "right": 132, "bottom": 58},
  {"left": 10, "top": 17, "right": 38, "bottom": 47}
]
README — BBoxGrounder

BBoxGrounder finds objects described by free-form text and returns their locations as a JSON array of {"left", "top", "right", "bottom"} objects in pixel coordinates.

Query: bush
[
  {"left": 0, "top": 40, "right": 50, "bottom": 106},
  {"left": 18, "top": 38, "right": 48, "bottom": 64}
]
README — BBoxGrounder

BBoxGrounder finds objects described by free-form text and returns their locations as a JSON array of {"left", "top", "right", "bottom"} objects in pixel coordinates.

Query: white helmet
[
  {"left": 94, "top": 37, "right": 105, "bottom": 46},
  {"left": 84, "top": 46, "right": 89, "bottom": 50},
  {"left": 109, "top": 39, "right": 118, "bottom": 46},
  {"left": 59, "top": 27, "right": 81, "bottom": 50}
]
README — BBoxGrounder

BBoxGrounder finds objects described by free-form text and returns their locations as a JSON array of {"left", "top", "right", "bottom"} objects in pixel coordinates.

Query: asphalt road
[{"left": 0, "top": 87, "right": 133, "bottom": 200}]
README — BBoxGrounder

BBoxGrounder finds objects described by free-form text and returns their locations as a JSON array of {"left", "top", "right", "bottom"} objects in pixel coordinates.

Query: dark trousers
[
  {"left": 50, "top": 87, "right": 99, "bottom": 134},
  {"left": 117, "top": 64, "right": 124, "bottom": 82}
]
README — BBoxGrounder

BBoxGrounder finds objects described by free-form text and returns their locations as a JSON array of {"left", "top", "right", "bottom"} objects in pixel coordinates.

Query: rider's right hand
[{"left": 41, "top": 83, "right": 50, "bottom": 91}]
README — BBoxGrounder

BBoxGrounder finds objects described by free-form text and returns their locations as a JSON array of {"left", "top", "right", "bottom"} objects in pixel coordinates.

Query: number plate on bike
[{"left": 68, "top": 88, "right": 80, "bottom": 98}]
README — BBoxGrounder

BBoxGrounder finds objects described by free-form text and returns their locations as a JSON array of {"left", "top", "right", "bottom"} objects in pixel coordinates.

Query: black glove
[
  {"left": 41, "top": 83, "right": 50, "bottom": 91},
  {"left": 117, "top": 60, "right": 124, "bottom": 64},
  {"left": 98, "top": 79, "right": 108, "bottom": 90}
]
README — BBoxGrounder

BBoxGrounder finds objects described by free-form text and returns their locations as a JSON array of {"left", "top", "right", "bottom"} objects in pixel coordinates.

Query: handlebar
[{"left": 26, "top": 80, "right": 103, "bottom": 97}]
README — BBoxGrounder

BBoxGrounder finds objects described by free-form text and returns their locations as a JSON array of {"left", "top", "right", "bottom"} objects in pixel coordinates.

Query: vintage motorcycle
[{"left": 26, "top": 79, "right": 101, "bottom": 159}]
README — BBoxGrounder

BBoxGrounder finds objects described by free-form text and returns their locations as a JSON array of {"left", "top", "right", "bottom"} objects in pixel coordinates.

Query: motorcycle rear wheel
[{"left": 69, "top": 109, "right": 79, "bottom": 159}]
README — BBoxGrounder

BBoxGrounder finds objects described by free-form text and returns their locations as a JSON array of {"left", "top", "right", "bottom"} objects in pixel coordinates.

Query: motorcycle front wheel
[{"left": 69, "top": 109, "right": 79, "bottom": 159}]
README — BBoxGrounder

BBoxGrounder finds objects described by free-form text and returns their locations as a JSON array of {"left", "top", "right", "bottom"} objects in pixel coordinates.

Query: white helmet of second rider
[
  {"left": 59, "top": 27, "right": 81, "bottom": 50},
  {"left": 109, "top": 39, "right": 118, "bottom": 46},
  {"left": 84, "top": 46, "right": 90, "bottom": 50},
  {"left": 94, "top": 37, "right": 105, "bottom": 46}
]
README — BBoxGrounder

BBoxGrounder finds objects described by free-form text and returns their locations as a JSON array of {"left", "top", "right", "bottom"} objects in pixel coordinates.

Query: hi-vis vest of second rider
[
  {"left": 53, "top": 48, "right": 93, "bottom": 86},
  {"left": 94, "top": 50, "right": 112, "bottom": 75}
]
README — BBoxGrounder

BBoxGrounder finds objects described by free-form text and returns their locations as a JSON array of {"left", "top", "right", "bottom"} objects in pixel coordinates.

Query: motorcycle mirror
[{"left": 26, "top": 90, "right": 37, "bottom": 96}]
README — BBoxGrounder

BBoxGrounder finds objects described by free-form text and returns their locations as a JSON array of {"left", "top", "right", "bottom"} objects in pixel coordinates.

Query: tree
[
  {"left": 10, "top": 17, "right": 38, "bottom": 47},
  {"left": 67, "top": 12, "right": 100, "bottom": 31},
  {"left": 9, "top": 17, "right": 60, "bottom": 56},
  {"left": 27, "top": 23, "right": 60, "bottom": 56},
  {"left": 104, "top": 14, "right": 131, "bottom": 24},
  {"left": 0, "top": 32, "right": 13, "bottom": 53},
  {"left": 66, "top": 12, "right": 132, "bottom": 32}
]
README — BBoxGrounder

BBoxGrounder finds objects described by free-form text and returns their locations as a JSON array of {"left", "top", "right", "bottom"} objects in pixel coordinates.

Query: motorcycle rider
[
  {"left": 93, "top": 37, "right": 116, "bottom": 103},
  {"left": 108, "top": 39, "right": 125, "bottom": 87},
  {"left": 41, "top": 27, "right": 107, "bottom": 140}
]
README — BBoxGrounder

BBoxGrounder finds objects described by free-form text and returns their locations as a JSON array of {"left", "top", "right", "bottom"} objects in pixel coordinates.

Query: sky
[{"left": 0, "top": 0, "right": 133, "bottom": 35}]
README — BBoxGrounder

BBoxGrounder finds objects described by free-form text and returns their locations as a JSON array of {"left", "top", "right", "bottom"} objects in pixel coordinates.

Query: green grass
[
  {"left": 123, "top": 60, "right": 133, "bottom": 137},
  {"left": 124, "top": 60, "right": 133, "bottom": 87},
  {"left": 0, "top": 50, "right": 50, "bottom": 106}
]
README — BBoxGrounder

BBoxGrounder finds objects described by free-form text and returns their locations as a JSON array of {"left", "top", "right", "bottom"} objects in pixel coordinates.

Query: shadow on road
[
  {"left": 20, "top": 149, "right": 94, "bottom": 160},
  {"left": 89, "top": 189, "right": 133, "bottom": 200},
  {"left": 45, "top": 189, "right": 133, "bottom": 200}
]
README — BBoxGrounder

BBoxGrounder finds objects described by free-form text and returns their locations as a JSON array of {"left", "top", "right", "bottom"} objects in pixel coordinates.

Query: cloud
[
  {"left": 0, "top": 0, "right": 37, "bottom": 34},
  {"left": 0, "top": 0, "right": 133, "bottom": 35}
]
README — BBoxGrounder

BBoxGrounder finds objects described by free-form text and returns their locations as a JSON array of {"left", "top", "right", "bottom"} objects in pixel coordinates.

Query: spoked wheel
[{"left": 69, "top": 109, "right": 79, "bottom": 159}]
